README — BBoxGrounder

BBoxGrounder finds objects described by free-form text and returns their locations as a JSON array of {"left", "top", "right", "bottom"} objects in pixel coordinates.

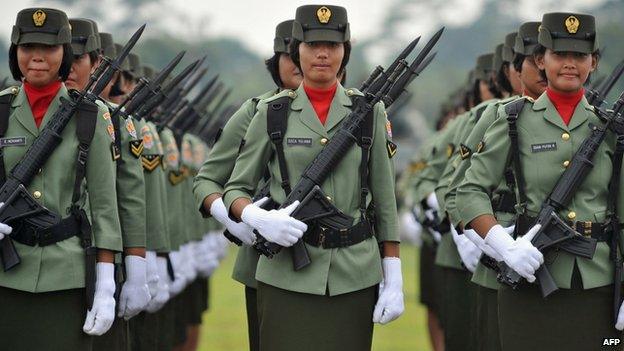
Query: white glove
[
  {"left": 197, "top": 235, "right": 219, "bottom": 277},
  {"left": 168, "top": 250, "right": 187, "bottom": 296},
  {"left": 616, "top": 301, "right": 624, "bottom": 330},
  {"left": 451, "top": 226, "right": 481, "bottom": 272},
  {"left": 464, "top": 228, "right": 503, "bottom": 262},
  {"left": 145, "top": 251, "right": 160, "bottom": 298},
  {"left": 373, "top": 257, "right": 405, "bottom": 325},
  {"left": 210, "top": 197, "right": 257, "bottom": 245},
  {"left": 399, "top": 211, "right": 422, "bottom": 246},
  {"left": 241, "top": 201, "right": 307, "bottom": 247},
  {"left": 83, "top": 262, "right": 116, "bottom": 335},
  {"left": 117, "top": 255, "right": 151, "bottom": 320},
  {"left": 183, "top": 243, "right": 198, "bottom": 282},
  {"left": 426, "top": 193, "right": 439, "bottom": 211},
  {"left": 0, "top": 203, "right": 13, "bottom": 240},
  {"left": 146, "top": 256, "right": 171, "bottom": 313},
  {"left": 485, "top": 224, "right": 544, "bottom": 282}
]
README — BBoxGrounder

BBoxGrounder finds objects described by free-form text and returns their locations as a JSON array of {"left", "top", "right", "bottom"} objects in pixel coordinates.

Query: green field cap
[
  {"left": 274, "top": 20, "right": 294, "bottom": 53},
  {"left": 503, "top": 32, "right": 517, "bottom": 62},
  {"left": 99, "top": 32, "right": 115, "bottom": 57},
  {"left": 142, "top": 64, "right": 155, "bottom": 80},
  {"left": 293, "top": 5, "right": 350, "bottom": 43},
  {"left": 114, "top": 43, "right": 131, "bottom": 71},
  {"left": 515, "top": 22, "right": 540, "bottom": 55},
  {"left": 493, "top": 44, "right": 504, "bottom": 71},
  {"left": 127, "top": 53, "right": 142, "bottom": 77},
  {"left": 538, "top": 12, "right": 598, "bottom": 53},
  {"left": 11, "top": 8, "right": 71, "bottom": 46},
  {"left": 69, "top": 18, "right": 100, "bottom": 55},
  {"left": 475, "top": 53, "right": 494, "bottom": 80}
]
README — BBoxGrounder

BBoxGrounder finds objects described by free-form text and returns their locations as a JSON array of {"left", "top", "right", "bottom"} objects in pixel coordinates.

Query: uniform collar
[
  {"left": 532, "top": 91, "right": 592, "bottom": 131},
  {"left": 290, "top": 83, "right": 352, "bottom": 136},
  {"left": 12, "top": 84, "right": 68, "bottom": 137}
]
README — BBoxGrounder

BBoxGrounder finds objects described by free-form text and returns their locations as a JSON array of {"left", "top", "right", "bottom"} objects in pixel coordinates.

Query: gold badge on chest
[{"left": 317, "top": 6, "right": 331, "bottom": 24}]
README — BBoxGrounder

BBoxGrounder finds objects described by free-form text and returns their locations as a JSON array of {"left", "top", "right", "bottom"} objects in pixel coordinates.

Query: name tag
[
  {"left": 0, "top": 137, "right": 26, "bottom": 147},
  {"left": 287, "top": 137, "right": 312, "bottom": 147},
  {"left": 531, "top": 142, "right": 557, "bottom": 153}
]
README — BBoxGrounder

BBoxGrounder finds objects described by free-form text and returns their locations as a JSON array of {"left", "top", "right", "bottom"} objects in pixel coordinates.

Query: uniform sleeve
[
  {"left": 87, "top": 105, "right": 122, "bottom": 251},
  {"left": 445, "top": 103, "right": 498, "bottom": 226},
  {"left": 456, "top": 106, "right": 510, "bottom": 227},
  {"left": 193, "top": 99, "right": 255, "bottom": 215},
  {"left": 115, "top": 116, "right": 147, "bottom": 248},
  {"left": 369, "top": 102, "right": 399, "bottom": 242},
  {"left": 222, "top": 103, "right": 273, "bottom": 213}
]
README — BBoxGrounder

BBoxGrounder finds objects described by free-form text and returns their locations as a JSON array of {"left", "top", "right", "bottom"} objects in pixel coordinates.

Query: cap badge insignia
[
  {"left": 33, "top": 10, "right": 46, "bottom": 27},
  {"left": 317, "top": 6, "right": 331, "bottom": 24},
  {"left": 565, "top": 16, "right": 579, "bottom": 34}
]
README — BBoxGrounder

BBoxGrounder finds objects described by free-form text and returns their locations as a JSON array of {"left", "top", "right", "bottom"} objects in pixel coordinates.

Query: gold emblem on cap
[
  {"left": 565, "top": 16, "right": 579, "bottom": 34},
  {"left": 33, "top": 10, "right": 46, "bottom": 27},
  {"left": 317, "top": 6, "right": 332, "bottom": 24}
]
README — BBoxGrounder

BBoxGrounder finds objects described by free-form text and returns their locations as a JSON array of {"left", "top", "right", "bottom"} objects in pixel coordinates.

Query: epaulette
[
  {"left": 0, "top": 86, "right": 19, "bottom": 97},
  {"left": 263, "top": 89, "right": 297, "bottom": 104},
  {"left": 344, "top": 87, "right": 364, "bottom": 98}
]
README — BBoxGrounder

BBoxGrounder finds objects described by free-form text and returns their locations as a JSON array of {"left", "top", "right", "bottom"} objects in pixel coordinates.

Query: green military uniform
[
  {"left": 193, "top": 19, "right": 294, "bottom": 351},
  {"left": 457, "top": 13, "right": 624, "bottom": 351},
  {"left": 0, "top": 9, "right": 122, "bottom": 351},
  {"left": 223, "top": 7, "right": 398, "bottom": 346}
]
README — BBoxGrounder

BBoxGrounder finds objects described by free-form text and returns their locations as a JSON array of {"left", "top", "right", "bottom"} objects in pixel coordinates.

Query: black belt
[
  {"left": 11, "top": 214, "right": 81, "bottom": 247},
  {"left": 303, "top": 220, "right": 373, "bottom": 249},
  {"left": 516, "top": 214, "right": 615, "bottom": 242}
]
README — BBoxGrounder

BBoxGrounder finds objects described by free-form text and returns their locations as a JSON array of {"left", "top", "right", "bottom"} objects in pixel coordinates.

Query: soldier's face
[
  {"left": 520, "top": 56, "right": 547, "bottom": 99},
  {"left": 536, "top": 49, "right": 596, "bottom": 93},
  {"left": 278, "top": 53, "right": 302, "bottom": 89},
  {"left": 66, "top": 53, "right": 96, "bottom": 90},
  {"left": 17, "top": 44, "right": 63, "bottom": 87},
  {"left": 479, "top": 80, "right": 494, "bottom": 101},
  {"left": 506, "top": 64, "right": 523, "bottom": 95},
  {"left": 298, "top": 41, "right": 344, "bottom": 88}
]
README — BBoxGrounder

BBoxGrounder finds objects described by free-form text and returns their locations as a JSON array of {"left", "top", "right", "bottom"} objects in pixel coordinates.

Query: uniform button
[
  {"left": 562, "top": 133, "right": 570, "bottom": 141},
  {"left": 287, "top": 91, "right": 297, "bottom": 98},
  {"left": 320, "top": 138, "right": 328, "bottom": 145},
  {"left": 346, "top": 89, "right": 354, "bottom": 96},
  {"left": 33, "top": 191, "right": 42, "bottom": 199},
  {"left": 326, "top": 196, "right": 332, "bottom": 202},
  {"left": 563, "top": 160, "right": 570, "bottom": 168},
  {"left": 37, "top": 168, "right": 42, "bottom": 174},
  {"left": 10, "top": 87, "right": 18, "bottom": 95},
  {"left": 567, "top": 211, "right": 576, "bottom": 220}
]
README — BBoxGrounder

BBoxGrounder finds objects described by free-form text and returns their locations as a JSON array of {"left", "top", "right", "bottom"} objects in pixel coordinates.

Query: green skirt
[
  {"left": 129, "top": 311, "right": 159, "bottom": 351},
  {"left": 498, "top": 273, "right": 623, "bottom": 351},
  {"left": 439, "top": 267, "right": 478, "bottom": 351},
  {"left": 257, "top": 282, "right": 376, "bottom": 351},
  {"left": 475, "top": 285, "right": 501, "bottom": 351},
  {"left": 93, "top": 317, "right": 129, "bottom": 351},
  {"left": 0, "top": 287, "right": 92, "bottom": 351}
]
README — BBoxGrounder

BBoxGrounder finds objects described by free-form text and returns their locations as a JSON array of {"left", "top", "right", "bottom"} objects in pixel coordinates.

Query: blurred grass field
[{"left": 198, "top": 244, "right": 432, "bottom": 351}]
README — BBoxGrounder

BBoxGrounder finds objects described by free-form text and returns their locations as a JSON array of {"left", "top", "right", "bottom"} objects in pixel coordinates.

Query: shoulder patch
[
  {"left": 386, "top": 140, "right": 398, "bottom": 158},
  {"left": 125, "top": 118, "right": 137, "bottom": 139},
  {"left": 446, "top": 143, "right": 455, "bottom": 159},
  {"left": 476, "top": 140, "right": 485, "bottom": 153},
  {"left": 129, "top": 139, "right": 144, "bottom": 158},
  {"left": 386, "top": 120, "right": 393, "bottom": 139},
  {"left": 459, "top": 143, "right": 472, "bottom": 159},
  {"left": 140, "top": 125, "right": 154, "bottom": 149},
  {"left": 141, "top": 154, "right": 161, "bottom": 172}
]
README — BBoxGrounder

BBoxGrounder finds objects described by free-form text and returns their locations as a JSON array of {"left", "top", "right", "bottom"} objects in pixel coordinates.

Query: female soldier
[
  {"left": 457, "top": 12, "right": 623, "bottom": 351},
  {"left": 222, "top": 5, "right": 403, "bottom": 351},
  {"left": 0, "top": 8, "right": 123, "bottom": 350},
  {"left": 193, "top": 19, "right": 301, "bottom": 351}
]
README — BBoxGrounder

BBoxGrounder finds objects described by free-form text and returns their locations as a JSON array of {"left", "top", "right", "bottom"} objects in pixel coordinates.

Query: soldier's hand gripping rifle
[
  {"left": 0, "top": 25, "right": 145, "bottom": 271},
  {"left": 498, "top": 89, "right": 624, "bottom": 297},
  {"left": 253, "top": 29, "right": 444, "bottom": 271}
]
